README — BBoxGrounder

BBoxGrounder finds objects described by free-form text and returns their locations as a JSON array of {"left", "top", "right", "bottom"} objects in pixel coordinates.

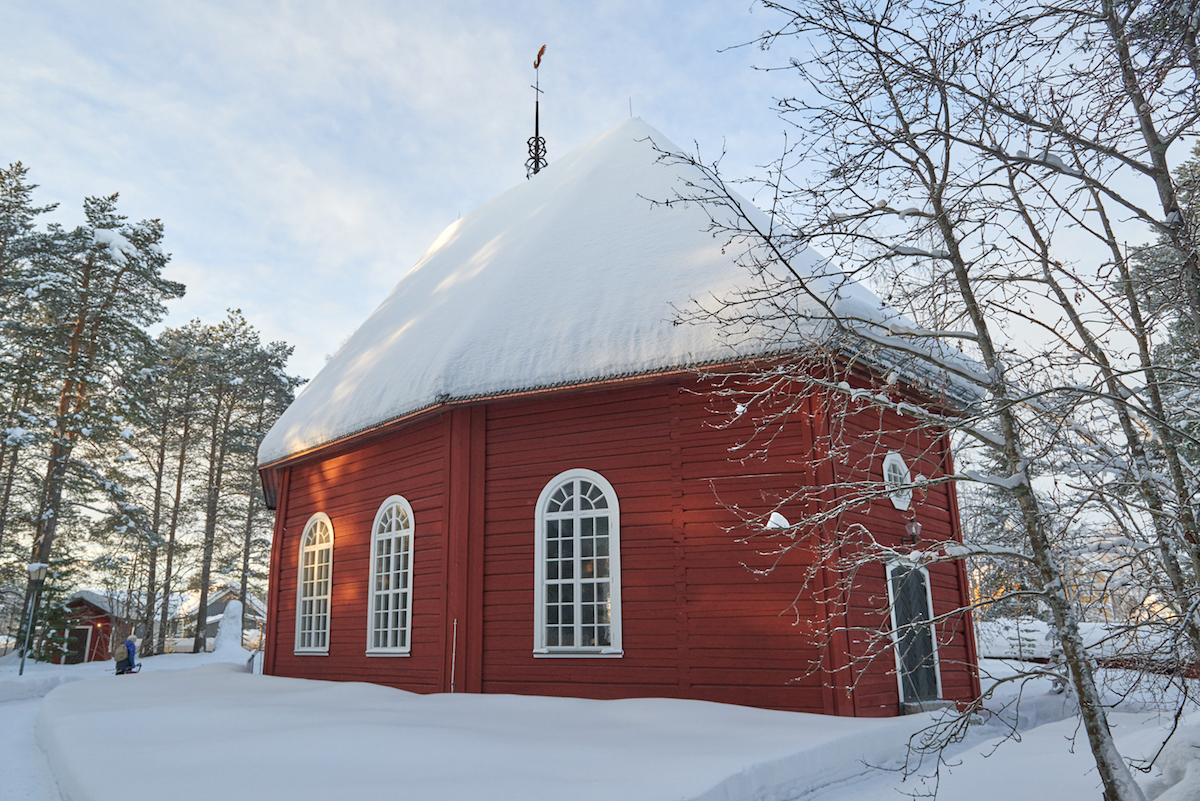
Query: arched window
[
  {"left": 886, "top": 561, "right": 942, "bottom": 706},
  {"left": 366, "top": 495, "right": 415, "bottom": 655},
  {"left": 883, "top": 451, "right": 913, "bottom": 510},
  {"left": 533, "top": 469, "right": 622, "bottom": 656},
  {"left": 295, "top": 513, "right": 333, "bottom": 654}
]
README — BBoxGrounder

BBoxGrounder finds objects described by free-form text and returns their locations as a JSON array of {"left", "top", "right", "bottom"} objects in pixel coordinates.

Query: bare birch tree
[{"left": 656, "top": 1, "right": 1200, "bottom": 798}]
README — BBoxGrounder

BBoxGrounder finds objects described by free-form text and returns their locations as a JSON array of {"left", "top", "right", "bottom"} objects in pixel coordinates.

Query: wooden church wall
[
  {"left": 818, "top": 399, "right": 980, "bottom": 715},
  {"left": 266, "top": 416, "right": 450, "bottom": 691},
  {"left": 477, "top": 379, "right": 833, "bottom": 713},
  {"left": 481, "top": 382, "right": 681, "bottom": 699},
  {"left": 676, "top": 382, "right": 831, "bottom": 712},
  {"left": 263, "top": 372, "right": 978, "bottom": 716}
]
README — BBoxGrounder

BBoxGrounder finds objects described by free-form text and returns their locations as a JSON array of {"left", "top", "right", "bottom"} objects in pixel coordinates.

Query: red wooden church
[{"left": 257, "top": 119, "right": 981, "bottom": 716}]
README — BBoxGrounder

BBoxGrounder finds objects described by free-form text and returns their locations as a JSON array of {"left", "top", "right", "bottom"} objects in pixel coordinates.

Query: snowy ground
[{"left": 2, "top": 650, "right": 1198, "bottom": 801}]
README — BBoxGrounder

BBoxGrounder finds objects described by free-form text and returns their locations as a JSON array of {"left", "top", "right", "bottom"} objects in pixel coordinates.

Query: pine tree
[
  {"left": 22, "top": 194, "right": 184, "bottom": 635},
  {"left": 15, "top": 552, "right": 80, "bottom": 664},
  {"left": 0, "top": 163, "right": 57, "bottom": 559},
  {"left": 187, "top": 312, "right": 300, "bottom": 652}
]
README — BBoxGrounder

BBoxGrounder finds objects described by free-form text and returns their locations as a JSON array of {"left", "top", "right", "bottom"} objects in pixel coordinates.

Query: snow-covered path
[
  {"left": 37, "top": 663, "right": 931, "bottom": 801},
  {"left": 4, "top": 651, "right": 1199, "bottom": 801},
  {"left": 0, "top": 697, "right": 60, "bottom": 801}
]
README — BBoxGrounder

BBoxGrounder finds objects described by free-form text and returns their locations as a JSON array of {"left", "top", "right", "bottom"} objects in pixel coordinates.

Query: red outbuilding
[
  {"left": 57, "top": 592, "right": 117, "bottom": 664},
  {"left": 257, "top": 119, "right": 981, "bottom": 716}
]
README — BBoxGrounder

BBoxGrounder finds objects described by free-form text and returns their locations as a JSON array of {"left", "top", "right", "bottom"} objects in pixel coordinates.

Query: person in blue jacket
[{"left": 114, "top": 635, "right": 138, "bottom": 674}]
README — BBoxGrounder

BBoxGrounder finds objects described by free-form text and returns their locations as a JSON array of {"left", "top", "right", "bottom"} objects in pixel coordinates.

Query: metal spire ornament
[{"left": 526, "top": 45, "right": 548, "bottom": 179}]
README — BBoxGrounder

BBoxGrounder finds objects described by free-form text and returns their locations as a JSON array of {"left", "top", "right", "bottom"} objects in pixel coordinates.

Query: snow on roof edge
[
  {"left": 258, "top": 118, "right": 984, "bottom": 467},
  {"left": 259, "top": 353, "right": 761, "bottom": 468},
  {"left": 260, "top": 342, "right": 978, "bottom": 471}
]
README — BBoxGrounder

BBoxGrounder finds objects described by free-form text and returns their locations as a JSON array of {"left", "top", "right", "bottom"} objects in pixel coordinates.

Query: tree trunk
[
  {"left": 239, "top": 388, "right": 268, "bottom": 607},
  {"left": 0, "top": 440, "right": 17, "bottom": 552},
  {"left": 140, "top": 403, "right": 171, "bottom": 651},
  {"left": 935, "top": 205, "right": 1147, "bottom": 801},
  {"left": 157, "top": 401, "right": 192, "bottom": 655},
  {"left": 193, "top": 395, "right": 233, "bottom": 653}
]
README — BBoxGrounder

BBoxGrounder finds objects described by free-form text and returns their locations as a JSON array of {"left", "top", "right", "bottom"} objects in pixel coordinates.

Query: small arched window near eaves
[
  {"left": 883, "top": 452, "right": 913, "bottom": 510},
  {"left": 366, "top": 495, "right": 415, "bottom": 655},
  {"left": 295, "top": 513, "right": 333, "bottom": 654},
  {"left": 533, "top": 469, "right": 622, "bottom": 657}
]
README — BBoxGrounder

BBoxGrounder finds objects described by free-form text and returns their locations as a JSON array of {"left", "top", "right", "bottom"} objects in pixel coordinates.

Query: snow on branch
[
  {"left": 884, "top": 321, "right": 978, "bottom": 341},
  {"left": 959, "top": 465, "right": 1030, "bottom": 490},
  {"left": 889, "top": 245, "right": 950, "bottom": 259},
  {"left": 92, "top": 227, "right": 138, "bottom": 265}
]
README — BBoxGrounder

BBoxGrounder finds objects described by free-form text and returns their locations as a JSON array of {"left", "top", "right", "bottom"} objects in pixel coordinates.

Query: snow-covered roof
[
  {"left": 68, "top": 590, "right": 188, "bottom": 620},
  {"left": 177, "top": 585, "right": 267, "bottom": 620},
  {"left": 68, "top": 590, "right": 120, "bottom": 617},
  {"left": 260, "top": 118, "right": 979, "bottom": 466}
]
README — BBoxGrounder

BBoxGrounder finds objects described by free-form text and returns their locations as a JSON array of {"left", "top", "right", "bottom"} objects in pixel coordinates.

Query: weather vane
[{"left": 526, "top": 45, "right": 548, "bottom": 179}]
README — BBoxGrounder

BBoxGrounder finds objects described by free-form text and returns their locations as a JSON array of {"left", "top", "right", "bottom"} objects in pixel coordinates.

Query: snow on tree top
[{"left": 259, "top": 118, "right": 976, "bottom": 466}]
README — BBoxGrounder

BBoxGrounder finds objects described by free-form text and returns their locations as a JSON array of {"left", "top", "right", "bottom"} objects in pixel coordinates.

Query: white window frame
[
  {"left": 885, "top": 560, "right": 943, "bottom": 704},
  {"left": 366, "top": 495, "right": 415, "bottom": 656},
  {"left": 294, "top": 512, "right": 333, "bottom": 655},
  {"left": 533, "top": 468, "right": 623, "bottom": 657},
  {"left": 883, "top": 451, "right": 913, "bottom": 510}
]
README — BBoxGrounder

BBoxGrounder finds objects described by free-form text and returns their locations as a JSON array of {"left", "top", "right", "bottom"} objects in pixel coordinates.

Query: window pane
[
  {"left": 539, "top": 474, "right": 617, "bottom": 651},
  {"left": 299, "top": 519, "right": 333, "bottom": 651},
  {"left": 368, "top": 502, "right": 414, "bottom": 650}
]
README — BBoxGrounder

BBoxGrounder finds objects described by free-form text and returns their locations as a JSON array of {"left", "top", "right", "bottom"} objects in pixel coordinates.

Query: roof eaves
[{"left": 259, "top": 338, "right": 979, "bottom": 470}]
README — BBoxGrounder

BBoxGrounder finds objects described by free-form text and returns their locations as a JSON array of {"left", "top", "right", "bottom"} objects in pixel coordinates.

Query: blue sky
[{"left": 1, "top": 1, "right": 802, "bottom": 379}]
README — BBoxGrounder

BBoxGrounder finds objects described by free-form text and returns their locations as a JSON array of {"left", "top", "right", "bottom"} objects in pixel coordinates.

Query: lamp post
[{"left": 18, "top": 562, "right": 50, "bottom": 677}]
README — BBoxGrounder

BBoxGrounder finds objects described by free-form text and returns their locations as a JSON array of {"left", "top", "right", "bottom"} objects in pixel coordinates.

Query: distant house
[
  {"left": 57, "top": 590, "right": 187, "bottom": 662},
  {"left": 173, "top": 584, "right": 267, "bottom": 645},
  {"left": 58, "top": 592, "right": 120, "bottom": 664},
  {"left": 256, "top": 119, "right": 981, "bottom": 716},
  {"left": 57, "top": 585, "right": 265, "bottom": 660}
]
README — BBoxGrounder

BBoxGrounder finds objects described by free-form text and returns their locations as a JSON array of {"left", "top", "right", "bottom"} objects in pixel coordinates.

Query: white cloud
[{"left": 0, "top": 0, "right": 790, "bottom": 380}]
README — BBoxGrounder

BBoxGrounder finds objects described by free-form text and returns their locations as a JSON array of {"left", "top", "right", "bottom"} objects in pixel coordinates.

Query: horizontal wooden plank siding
[
  {"left": 477, "top": 380, "right": 832, "bottom": 713},
  {"left": 831, "top": 397, "right": 978, "bottom": 715},
  {"left": 263, "top": 368, "right": 978, "bottom": 717},
  {"left": 267, "top": 416, "right": 450, "bottom": 693}
]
